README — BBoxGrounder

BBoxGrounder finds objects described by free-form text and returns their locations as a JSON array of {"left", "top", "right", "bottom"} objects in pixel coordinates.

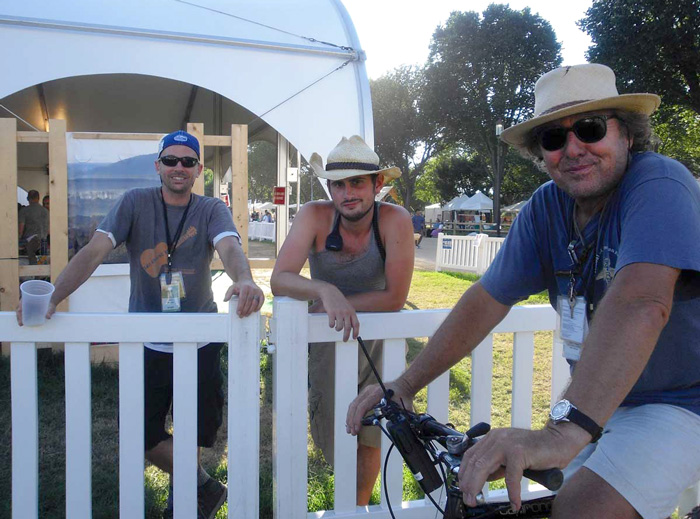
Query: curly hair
[{"left": 520, "top": 110, "right": 655, "bottom": 168}]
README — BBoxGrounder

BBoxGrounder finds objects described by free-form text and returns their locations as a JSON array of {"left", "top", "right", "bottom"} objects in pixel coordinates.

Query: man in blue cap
[{"left": 17, "top": 130, "right": 264, "bottom": 519}]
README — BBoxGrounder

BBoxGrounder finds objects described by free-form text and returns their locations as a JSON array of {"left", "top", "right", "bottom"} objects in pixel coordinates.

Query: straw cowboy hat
[
  {"left": 500, "top": 63, "right": 661, "bottom": 148},
  {"left": 309, "top": 135, "right": 401, "bottom": 181}
]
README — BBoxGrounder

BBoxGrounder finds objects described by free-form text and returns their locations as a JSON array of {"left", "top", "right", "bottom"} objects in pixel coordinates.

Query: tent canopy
[
  {"left": 503, "top": 200, "right": 528, "bottom": 213},
  {"left": 444, "top": 192, "right": 493, "bottom": 212},
  {"left": 0, "top": 0, "right": 373, "bottom": 167}
]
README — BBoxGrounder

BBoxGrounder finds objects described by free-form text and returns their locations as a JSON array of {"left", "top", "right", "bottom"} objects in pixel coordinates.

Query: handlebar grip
[{"left": 522, "top": 468, "right": 563, "bottom": 491}]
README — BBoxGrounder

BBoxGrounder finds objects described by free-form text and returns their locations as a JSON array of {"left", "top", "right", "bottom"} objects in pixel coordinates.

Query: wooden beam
[
  {"left": 202, "top": 135, "right": 232, "bottom": 147},
  {"left": 0, "top": 118, "right": 18, "bottom": 262},
  {"left": 71, "top": 132, "right": 162, "bottom": 141},
  {"left": 17, "top": 131, "right": 49, "bottom": 143},
  {"left": 187, "top": 123, "right": 205, "bottom": 196},
  {"left": 0, "top": 259, "right": 19, "bottom": 355},
  {"left": 48, "top": 119, "right": 69, "bottom": 312},
  {"left": 231, "top": 124, "right": 249, "bottom": 255},
  {"left": 18, "top": 265, "right": 51, "bottom": 277}
]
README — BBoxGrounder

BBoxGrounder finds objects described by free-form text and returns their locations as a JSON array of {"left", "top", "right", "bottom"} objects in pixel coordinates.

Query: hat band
[
  {"left": 326, "top": 161, "right": 380, "bottom": 172},
  {"left": 539, "top": 99, "right": 594, "bottom": 117}
]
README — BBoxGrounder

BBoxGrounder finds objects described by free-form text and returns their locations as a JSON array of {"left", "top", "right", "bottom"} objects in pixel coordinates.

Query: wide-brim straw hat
[
  {"left": 309, "top": 135, "right": 401, "bottom": 181},
  {"left": 500, "top": 63, "right": 661, "bottom": 149}
]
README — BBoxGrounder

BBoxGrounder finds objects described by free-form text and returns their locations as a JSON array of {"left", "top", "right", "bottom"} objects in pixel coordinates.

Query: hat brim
[
  {"left": 500, "top": 93, "right": 661, "bottom": 149},
  {"left": 309, "top": 153, "right": 401, "bottom": 181}
]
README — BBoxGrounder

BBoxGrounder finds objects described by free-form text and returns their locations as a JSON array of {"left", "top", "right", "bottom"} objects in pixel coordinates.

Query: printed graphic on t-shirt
[{"left": 139, "top": 225, "right": 198, "bottom": 278}]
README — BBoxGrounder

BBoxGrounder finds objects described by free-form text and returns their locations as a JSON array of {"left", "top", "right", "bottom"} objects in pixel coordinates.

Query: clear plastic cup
[{"left": 20, "top": 280, "right": 55, "bottom": 326}]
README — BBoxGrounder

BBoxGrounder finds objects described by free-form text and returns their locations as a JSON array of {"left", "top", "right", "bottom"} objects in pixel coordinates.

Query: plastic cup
[{"left": 20, "top": 280, "right": 55, "bottom": 326}]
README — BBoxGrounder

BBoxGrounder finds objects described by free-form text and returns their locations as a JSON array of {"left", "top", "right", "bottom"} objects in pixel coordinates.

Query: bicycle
[{"left": 356, "top": 337, "right": 563, "bottom": 518}]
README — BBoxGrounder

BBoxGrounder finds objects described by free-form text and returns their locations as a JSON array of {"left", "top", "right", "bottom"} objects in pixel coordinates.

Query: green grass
[{"left": 0, "top": 270, "right": 557, "bottom": 518}]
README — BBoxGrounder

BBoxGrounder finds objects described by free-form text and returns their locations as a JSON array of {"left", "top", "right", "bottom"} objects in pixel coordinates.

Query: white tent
[
  {"left": 503, "top": 200, "right": 528, "bottom": 213},
  {"left": 460, "top": 191, "right": 493, "bottom": 212},
  {"left": 424, "top": 203, "right": 442, "bottom": 222},
  {"left": 1, "top": 0, "right": 373, "bottom": 171},
  {"left": 444, "top": 195, "right": 470, "bottom": 211}
]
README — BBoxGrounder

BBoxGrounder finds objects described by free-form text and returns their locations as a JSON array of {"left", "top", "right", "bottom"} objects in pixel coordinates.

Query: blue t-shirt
[
  {"left": 412, "top": 214, "right": 425, "bottom": 232},
  {"left": 481, "top": 152, "right": 700, "bottom": 414}
]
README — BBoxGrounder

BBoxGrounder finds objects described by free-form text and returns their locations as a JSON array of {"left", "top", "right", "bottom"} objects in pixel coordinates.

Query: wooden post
[
  {"left": 48, "top": 119, "right": 69, "bottom": 312},
  {"left": 0, "top": 119, "right": 19, "bottom": 354},
  {"left": 186, "top": 123, "right": 205, "bottom": 196},
  {"left": 231, "top": 124, "right": 249, "bottom": 255}
]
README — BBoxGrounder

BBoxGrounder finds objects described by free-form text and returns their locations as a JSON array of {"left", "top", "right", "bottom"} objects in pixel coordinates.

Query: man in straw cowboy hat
[
  {"left": 347, "top": 64, "right": 700, "bottom": 518},
  {"left": 271, "top": 135, "right": 415, "bottom": 505}
]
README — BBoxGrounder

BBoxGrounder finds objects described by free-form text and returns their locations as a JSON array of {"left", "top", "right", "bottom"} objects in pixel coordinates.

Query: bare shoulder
[
  {"left": 290, "top": 201, "right": 336, "bottom": 235},
  {"left": 378, "top": 202, "right": 412, "bottom": 226}
]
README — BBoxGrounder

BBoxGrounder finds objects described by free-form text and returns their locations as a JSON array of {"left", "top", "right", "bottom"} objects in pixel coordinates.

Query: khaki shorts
[
  {"left": 308, "top": 339, "right": 387, "bottom": 466},
  {"left": 562, "top": 404, "right": 700, "bottom": 519}
]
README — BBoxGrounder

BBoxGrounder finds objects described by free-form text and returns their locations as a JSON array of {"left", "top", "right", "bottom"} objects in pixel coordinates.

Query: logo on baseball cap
[{"left": 158, "top": 130, "right": 200, "bottom": 158}]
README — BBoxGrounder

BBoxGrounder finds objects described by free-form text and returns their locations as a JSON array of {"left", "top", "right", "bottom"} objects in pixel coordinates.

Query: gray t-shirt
[
  {"left": 97, "top": 186, "right": 239, "bottom": 318},
  {"left": 19, "top": 203, "right": 49, "bottom": 240}
]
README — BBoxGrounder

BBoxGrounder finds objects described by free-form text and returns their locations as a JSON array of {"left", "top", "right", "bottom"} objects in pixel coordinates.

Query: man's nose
[{"left": 562, "top": 131, "right": 587, "bottom": 157}]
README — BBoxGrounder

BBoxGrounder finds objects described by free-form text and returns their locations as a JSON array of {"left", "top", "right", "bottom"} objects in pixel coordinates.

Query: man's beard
[{"left": 339, "top": 201, "right": 374, "bottom": 222}]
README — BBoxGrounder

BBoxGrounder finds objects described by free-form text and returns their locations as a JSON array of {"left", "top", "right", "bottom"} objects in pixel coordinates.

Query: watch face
[{"left": 551, "top": 400, "right": 571, "bottom": 421}]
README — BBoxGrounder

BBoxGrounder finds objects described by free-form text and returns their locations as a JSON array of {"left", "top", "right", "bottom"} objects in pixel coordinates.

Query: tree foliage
[
  {"left": 371, "top": 66, "right": 441, "bottom": 210},
  {"left": 248, "top": 140, "right": 277, "bottom": 203},
  {"left": 653, "top": 105, "right": 700, "bottom": 176},
  {"left": 580, "top": 0, "right": 700, "bottom": 115},
  {"left": 424, "top": 5, "right": 561, "bottom": 219}
]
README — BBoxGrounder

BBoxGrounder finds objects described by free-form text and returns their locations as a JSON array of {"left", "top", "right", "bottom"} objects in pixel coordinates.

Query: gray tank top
[{"left": 309, "top": 213, "right": 386, "bottom": 297}]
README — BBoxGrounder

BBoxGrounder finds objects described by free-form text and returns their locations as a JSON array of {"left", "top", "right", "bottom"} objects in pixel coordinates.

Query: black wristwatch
[{"left": 549, "top": 399, "right": 603, "bottom": 443}]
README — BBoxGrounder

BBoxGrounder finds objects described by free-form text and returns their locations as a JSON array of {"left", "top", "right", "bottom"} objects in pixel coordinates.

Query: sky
[{"left": 341, "top": 0, "right": 594, "bottom": 79}]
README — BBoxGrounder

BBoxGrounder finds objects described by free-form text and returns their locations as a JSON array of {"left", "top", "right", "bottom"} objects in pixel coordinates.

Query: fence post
[
  {"left": 11, "top": 342, "right": 38, "bottom": 519},
  {"left": 436, "top": 233, "right": 444, "bottom": 271},
  {"left": 272, "top": 297, "right": 309, "bottom": 519},
  {"left": 475, "top": 234, "right": 488, "bottom": 275},
  {"left": 228, "top": 301, "right": 261, "bottom": 518}
]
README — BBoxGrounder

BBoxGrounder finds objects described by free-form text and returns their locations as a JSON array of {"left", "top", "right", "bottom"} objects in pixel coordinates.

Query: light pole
[{"left": 494, "top": 121, "right": 504, "bottom": 237}]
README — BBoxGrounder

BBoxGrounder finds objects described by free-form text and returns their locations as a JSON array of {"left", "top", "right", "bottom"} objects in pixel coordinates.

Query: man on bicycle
[
  {"left": 347, "top": 64, "right": 700, "bottom": 519},
  {"left": 271, "top": 135, "right": 415, "bottom": 505}
]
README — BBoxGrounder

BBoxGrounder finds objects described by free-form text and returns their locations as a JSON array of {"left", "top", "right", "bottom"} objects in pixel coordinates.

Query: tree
[
  {"left": 371, "top": 66, "right": 442, "bottom": 210},
  {"left": 248, "top": 140, "right": 277, "bottom": 203},
  {"left": 579, "top": 0, "right": 700, "bottom": 115},
  {"left": 653, "top": 105, "right": 700, "bottom": 176},
  {"left": 425, "top": 150, "right": 492, "bottom": 204},
  {"left": 424, "top": 5, "right": 561, "bottom": 231}
]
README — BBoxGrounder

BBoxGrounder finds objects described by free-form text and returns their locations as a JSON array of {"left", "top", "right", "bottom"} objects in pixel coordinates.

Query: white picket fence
[
  {"left": 3, "top": 299, "right": 699, "bottom": 518},
  {"left": 270, "top": 298, "right": 569, "bottom": 518},
  {"left": 249, "top": 221, "right": 276, "bottom": 241},
  {"left": 1, "top": 303, "right": 261, "bottom": 519},
  {"left": 435, "top": 233, "right": 505, "bottom": 275}
]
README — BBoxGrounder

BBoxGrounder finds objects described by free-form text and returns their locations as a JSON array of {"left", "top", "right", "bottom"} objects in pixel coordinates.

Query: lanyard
[{"left": 160, "top": 191, "right": 193, "bottom": 283}]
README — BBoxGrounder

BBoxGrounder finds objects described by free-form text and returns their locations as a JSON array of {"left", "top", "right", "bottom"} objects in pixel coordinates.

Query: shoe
[{"left": 197, "top": 478, "right": 227, "bottom": 519}]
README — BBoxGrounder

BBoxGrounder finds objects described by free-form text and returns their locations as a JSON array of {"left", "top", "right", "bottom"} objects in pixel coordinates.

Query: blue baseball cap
[{"left": 158, "top": 130, "right": 200, "bottom": 158}]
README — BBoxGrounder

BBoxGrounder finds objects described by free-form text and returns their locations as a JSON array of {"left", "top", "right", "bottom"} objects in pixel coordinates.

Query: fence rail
[
  {"left": 2, "top": 299, "right": 698, "bottom": 517},
  {"left": 435, "top": 233, "right": 505, "bottom": 275}
]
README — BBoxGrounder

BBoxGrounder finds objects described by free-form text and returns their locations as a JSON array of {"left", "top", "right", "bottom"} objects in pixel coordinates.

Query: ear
[
  {"left": 374, "top": 174, "right": 385, "bottom": 194},
  {"left": 196, "top": 163, "right": 203, "bottom": 178}
]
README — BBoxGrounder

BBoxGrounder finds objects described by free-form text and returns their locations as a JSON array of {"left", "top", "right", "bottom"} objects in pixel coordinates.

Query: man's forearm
[
  {"left": 270, "top": 271, "right": 335, "bottom": 302},
  {"left": 51, "top": 247, "right": 105, "bottom": 305},
  {"left": 219, "top": 243, "right": 254, "bottom": 283},
  {"left": 399, "top": 282, "right": 510, "bottom": 396},
  {"left": 563, "top": 293, "right": 669, "bottom": 427}
]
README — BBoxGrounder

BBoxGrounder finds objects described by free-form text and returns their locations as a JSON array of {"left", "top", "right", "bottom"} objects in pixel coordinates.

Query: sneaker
[{"left": 197, "top": 478, "right": 227, "bottom": 519}]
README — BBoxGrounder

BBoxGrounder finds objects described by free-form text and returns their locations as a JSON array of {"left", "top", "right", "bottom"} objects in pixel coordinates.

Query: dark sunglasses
[
  {"left": 159, "top": 155, "right": 199, "bottom": 168},
  {"left": 538, "top": 115, "right": 619, "bottom": 152}
]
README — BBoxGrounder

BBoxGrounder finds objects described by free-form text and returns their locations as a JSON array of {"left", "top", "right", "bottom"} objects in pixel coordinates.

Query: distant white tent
[
  {"left": 444, "top": 195, "right": 470, "bottom": 211},
  {"left": 461, "top": 191, "right": 493, "bottom": 212},
  {"left": 17, "top": 187, "right": 29, "bottom": 206},
  {"left": 424, "top": 203, "right": 442, "bottom": 222},
  {"left": 503, "top": 200, "right": 528, "bottom": 213}
]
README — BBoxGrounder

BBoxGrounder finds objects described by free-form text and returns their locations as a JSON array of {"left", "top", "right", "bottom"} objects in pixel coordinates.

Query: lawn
[{"left": 0, "top": 269, "right": 556, "bottom": 518}]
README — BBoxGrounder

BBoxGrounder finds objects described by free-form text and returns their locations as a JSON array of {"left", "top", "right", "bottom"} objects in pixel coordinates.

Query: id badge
[
  {"left": 557, "top": 295, "right": 588, "bottom": 361},
  {"left": 170, "top": 271, "right": 186, "bottom": 299},
  {"left": 160, "top": 273, "right": 181, "bottom": 312}
]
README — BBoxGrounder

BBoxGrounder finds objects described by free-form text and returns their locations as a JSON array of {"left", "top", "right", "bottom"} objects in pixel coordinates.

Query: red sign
[{"left": 273, "top": 186, "right": 286, "bottom": 205}]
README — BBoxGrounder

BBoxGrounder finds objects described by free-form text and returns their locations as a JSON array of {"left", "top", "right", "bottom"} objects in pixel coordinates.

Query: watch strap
[{"left": 568, "top": 406, "right": 603, "bottom": 443}]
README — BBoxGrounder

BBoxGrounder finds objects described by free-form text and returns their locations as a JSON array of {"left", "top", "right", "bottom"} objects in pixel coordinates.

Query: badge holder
[{"left": 160, "top": 270, "right": 186, "bottom": 312}]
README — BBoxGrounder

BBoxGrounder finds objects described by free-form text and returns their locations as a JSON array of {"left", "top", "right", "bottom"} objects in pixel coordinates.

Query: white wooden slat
[
  {"left": 511, "top": 332, "right": 534, "bottom": 429},
  {"left": 470, "top": 337, "right": 493, "bottom": 500},
  {"left": 228, "top": 307, "right": 261, "bottom": 519},
  {"left": 272, "top": 298, "right": 309, "bottom": 519},
  {"left": 380, "top": 338, "right": 406, "bottom": 510},
  {"left": 550, "top": 336, "right": 570, "bottom": 405},
  {"left": 425, "top": 370, "right": 450, "bottom": 508},
  {"left": 173, "top": 342, "right": 199, "bottom": 519},
  {"left": 511, "top": 332, "right": 534, "bottom": 496},
  {"left": 65, "top": 342, "right": 92, "bottom": 518},
  {"left": 11, "top": 342, "right": 38, "bottom": 519},
  {"left": 334, "top": 340, "right": 360, "bottom": 513},
  {"left": 119, "top": 342, "right": 144, "bottom": 518}
]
